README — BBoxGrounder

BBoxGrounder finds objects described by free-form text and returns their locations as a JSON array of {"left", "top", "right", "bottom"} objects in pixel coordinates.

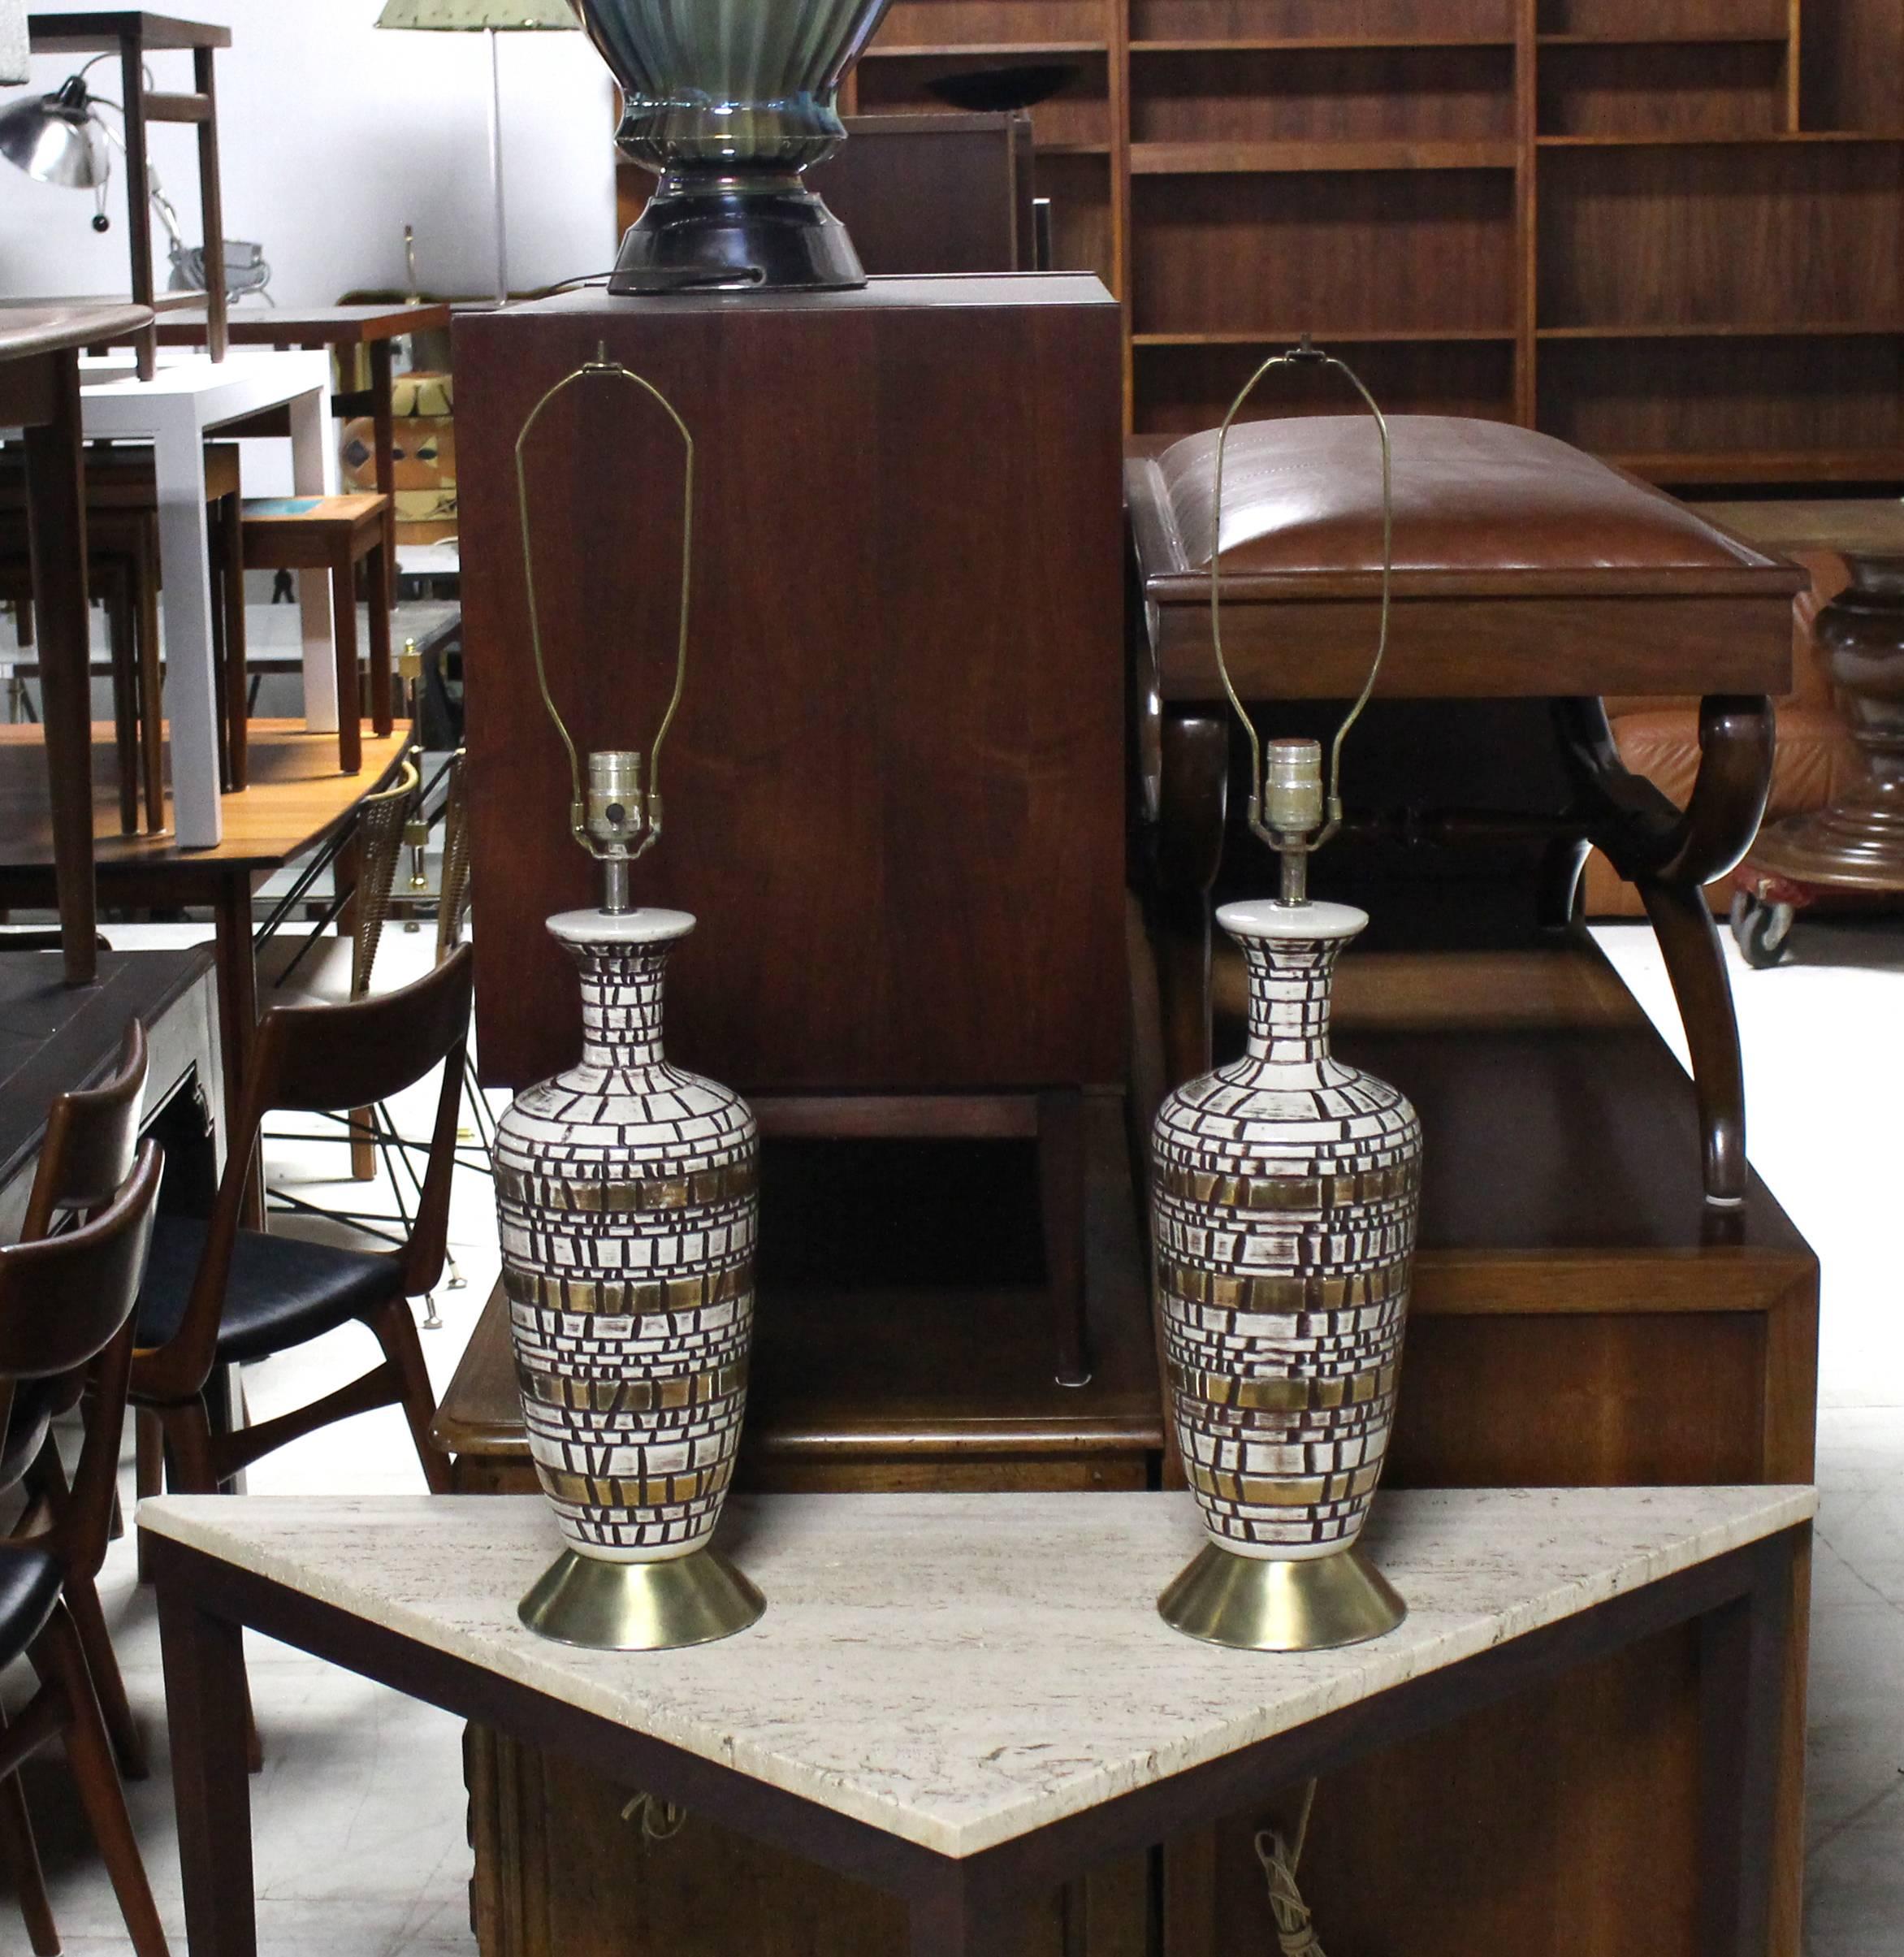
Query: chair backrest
[
  {"left": 435, "top": 749, "right": 472, "bottom": 963},
  {"left": 348, "top": 760, "right": 419, "bottom": 999},
  {"left": 20, "top": 1020, "right": 149, "bottom": 1240},
  {"left": 137, "top": 943, "right": 474, "bottom": 1401},
  {"left": 0, "top": 1141, "right": 162, "bottom": 1580}
]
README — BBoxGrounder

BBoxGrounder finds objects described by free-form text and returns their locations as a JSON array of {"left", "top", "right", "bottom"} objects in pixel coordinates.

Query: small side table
[
  {"left": 78, "top": 349, "right": 338, "bottom": 849},
  {"left": 143, "top": 1484, "right": 1810, "bottom": 1956}
]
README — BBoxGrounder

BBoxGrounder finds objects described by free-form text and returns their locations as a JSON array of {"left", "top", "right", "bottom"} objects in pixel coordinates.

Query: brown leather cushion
[
  {"left": 1153, "top": 416, "right": 1779, "bottom": 582},
  {"left": 1611, "top": 704, "right": 1860, "bottom": 824}
]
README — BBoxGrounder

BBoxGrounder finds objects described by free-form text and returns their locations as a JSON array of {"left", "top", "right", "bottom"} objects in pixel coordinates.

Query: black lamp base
[{"left": 610, "top": 171, "right": 868, "bottom": 295}]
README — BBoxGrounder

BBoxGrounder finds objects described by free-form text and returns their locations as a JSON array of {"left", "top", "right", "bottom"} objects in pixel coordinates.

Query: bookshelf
[{"left": 846, "top": 0, "right": 1904, "bottom": 482}]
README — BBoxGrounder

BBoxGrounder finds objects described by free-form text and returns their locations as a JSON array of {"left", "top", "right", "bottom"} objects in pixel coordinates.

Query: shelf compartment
[
  {"left": 1537, "top": 0, "right": 1787, "bottom": 37},
  {"left": 1537, "top": 40, "right": 1789, "bottom": 139},
  {"left": 1134, "top": 34, "right": 1516, "bottom": 50},
  {"left": 1538, "top": 131, "right": 1904, "bottom": 146},
  {"left": 1130, "top": 44, "right": 1516, "bottom": 148},
  {"left": 1132, "top": 139, "right": 1518, "bottom": 172},
  {"left": 1611, "top": 449, "right": 1904, "bottom": 486},
  {"left": 872, "top": 0, "right": 1108, "bottom": 50},
  {"left": 1135, "top": 327, "right": 1517, "bottom": 344},
  {"left": 1131, "top": 0, "right": 1515, "bottom": 45},
  {"left": 1133, "top": 336, "right": 1515, "bottom": 435},
  {"left": 1537, "top": 335, "right": 1904, "bottom": 468},
  {"left": 860, "top": 40, "right": 1108, "bottom": 55},
  {"left": 1132, "top": 169, "right": 1517, "bottom": 336},
  {"left": 1539, "top": 323, "right": 1904, "bottom": 339},
  {"left": 1538, "top": 141, "right": 1904, "bottom": 335},
  {"left": 854, "top": 47, "right": 1110, "bottom": 150}
]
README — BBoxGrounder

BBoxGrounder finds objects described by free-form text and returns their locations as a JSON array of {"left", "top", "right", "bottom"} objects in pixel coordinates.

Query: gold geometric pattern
[
  {"left": 502, "top": 1263, "right": 751, "bottom": 1318},
  {"left": 495, "top": 1158, "right": 758, "bottom": 1214},
  {"left": 1168, "top": 1360, "right": 1400, "bottom": 1413}
]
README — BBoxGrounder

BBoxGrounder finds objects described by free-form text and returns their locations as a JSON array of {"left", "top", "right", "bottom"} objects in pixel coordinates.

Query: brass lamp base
[
  {"left": 1158, "top": 1542, "right": 1405, "bottom": 1652},
  {"left": 518, "top": 1547, "right": 764, "bottom": 1652}
]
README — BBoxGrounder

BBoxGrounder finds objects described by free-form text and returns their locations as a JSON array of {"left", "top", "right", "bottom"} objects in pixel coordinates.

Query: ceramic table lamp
[
  {"left": 496, "top": 353, "right": 763, "bottom": 1652},
  {"left": 1152, "top": 353, "right": 1422, "bottom": 1652}
]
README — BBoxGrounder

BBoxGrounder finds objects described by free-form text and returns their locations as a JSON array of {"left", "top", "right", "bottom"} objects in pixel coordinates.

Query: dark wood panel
[
  {"left": 1537, "top": 333, "right": 1904, "bottom": 457},
  {"left": 1036, "top": 152, "right": 1116, "bottom": 283},
  {"left": 1132, "top": 171, "right": 1517, "bottom": 335},
  {"left": 874, "top": 0, "right": 1107, "bottom": 45},
  {"left": 1538, "top": 142, "right": 1904, "bottom": 329},
  {"left": 1800, "top": 0, "right": 1904, "bottom": 131},
  {"left": 1538, "top": 43, "right": 1789, "bottom": 138},
  {"left": 1129, "top": 45, "right": 1516, "bottom": 143},
  {"left": 853, "top": 57, "right": 1111, "bottom": 149},
  {"left": 455, "top": 280, "right": 1126, "bottom": 1095}
]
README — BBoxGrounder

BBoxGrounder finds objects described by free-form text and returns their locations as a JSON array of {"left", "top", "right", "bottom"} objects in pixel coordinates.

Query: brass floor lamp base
[
  {"left": 1158, "top": 1542, "right": 1406, "bottom": 1652},
  {"left": 519, "top": 1547, "right": 765, "bottom": 1652}
]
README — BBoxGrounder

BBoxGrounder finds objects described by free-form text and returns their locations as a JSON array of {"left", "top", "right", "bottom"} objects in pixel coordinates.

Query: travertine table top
[{"left": 140, "top": 1486, "right": 1814, "bottom": 1858}]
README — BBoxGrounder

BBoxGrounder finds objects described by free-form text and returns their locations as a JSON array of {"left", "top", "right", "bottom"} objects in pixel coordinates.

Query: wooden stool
[
  {"left": 240, "top": 493, "right": 393, "bottom": 777},
  {"left": 0, "top": 442, "right": 246, "bottom": 832}
]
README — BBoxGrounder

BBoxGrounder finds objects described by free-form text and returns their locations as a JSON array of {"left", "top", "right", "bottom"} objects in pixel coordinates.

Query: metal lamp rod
[{"left": 487, "top": 25, "right": 507, "bottom": 307}]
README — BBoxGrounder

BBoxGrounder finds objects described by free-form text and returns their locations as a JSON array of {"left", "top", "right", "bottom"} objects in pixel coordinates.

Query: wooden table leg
[
  {"left": 331, "top": 549, "right": 364, "bottom": 775},
  {"left": 1037, "top": 1086, "right": 1089, "bottom": 1388},
  {"left": 220, "top": 490, "right": 249, "bottom": 792},
  {"left": 1697, "top": 1533, "right": 1792, "bottom": 1957},
  {"left": 132, "top": 516, "right": 166, "bottom": 836},
  {"left": 1153, "top": 712, "right": 1230, "bottom": 1093},
  {"left": 366, "top": 535, "right": 394, "bottom": 738},
  {"left": 154, "top": 1561, "right": 257, "bottom": 1956},
  {"left": 370, "top": 336, "right": 398, "bottom": 626},
  {"left": 23, "top": 348, "right": 97, "bottom": 986},
  {"left": 212, "top": 869, "right": 263, "bottom": 1227}
]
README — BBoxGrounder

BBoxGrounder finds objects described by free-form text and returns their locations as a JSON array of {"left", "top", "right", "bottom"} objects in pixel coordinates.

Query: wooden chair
[
  {"left": 6, "top": 1022, "right": 152, "bottom": 1784},
  {"left": 130, "top": 944, "right": 472, "bottom": 1505},
  {"left": 240, "top": 491, "right": 394, "bottom": 776},
  {"left": 0, "top": 1141, "right": 168, "bottom": 1957}
]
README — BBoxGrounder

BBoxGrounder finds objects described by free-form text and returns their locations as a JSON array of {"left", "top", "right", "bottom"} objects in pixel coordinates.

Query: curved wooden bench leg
[
  {"left": 1556, "top": 695, "right": 1774, "bottom": 1206},
  {"left": 1637, "top": 874, "right": 1750, "bottom": 1205}
]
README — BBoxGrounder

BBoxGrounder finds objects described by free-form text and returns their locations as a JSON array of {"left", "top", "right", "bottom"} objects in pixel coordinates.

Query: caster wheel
[{"left": 1731, "top": 894, "right": 1795, "bottom": 969}]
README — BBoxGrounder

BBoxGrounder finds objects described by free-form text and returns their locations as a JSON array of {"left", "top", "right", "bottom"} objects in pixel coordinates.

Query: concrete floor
[{"left": 4, "top": 918, "right": 1901, "bottom": 1954}]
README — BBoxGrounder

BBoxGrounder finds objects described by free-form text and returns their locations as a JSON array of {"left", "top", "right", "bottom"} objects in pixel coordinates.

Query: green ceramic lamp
[{"left": 374, "top": 0, "right": 579, "bottom": 307}]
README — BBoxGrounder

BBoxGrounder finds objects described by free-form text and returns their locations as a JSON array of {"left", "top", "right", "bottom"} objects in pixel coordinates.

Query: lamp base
[
  {"left": 518, "top": 1546, "right": 764, "bottom": 1651},
  {"left": 1158, "top": 1542, "right": 1405, "bottom": 1652},
  {"left": 610, "top": 170, "right": 868, "bottom": 294}
]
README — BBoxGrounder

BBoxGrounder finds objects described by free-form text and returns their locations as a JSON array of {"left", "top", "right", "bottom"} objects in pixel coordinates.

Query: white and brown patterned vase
[
  {"left": 1151, "top": 898, "right": 1422, "bottom": 1650},
  {"left": 495, "top": 907, "right": 764, "bottom": 1649}
]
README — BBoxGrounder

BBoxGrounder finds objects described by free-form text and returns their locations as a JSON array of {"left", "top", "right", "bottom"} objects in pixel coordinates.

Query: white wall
[{"left": 0, "top": 0, "right": 618, "bottom": 305}]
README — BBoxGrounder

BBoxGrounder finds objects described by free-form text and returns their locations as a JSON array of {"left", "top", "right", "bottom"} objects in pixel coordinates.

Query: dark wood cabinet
[{"left": 455, "top": 276, "right": 1126, "bottom": 1098}]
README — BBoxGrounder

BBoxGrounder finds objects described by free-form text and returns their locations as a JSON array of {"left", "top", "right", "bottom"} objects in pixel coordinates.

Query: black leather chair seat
[
  {"left": 0, "top": 1544, "right": 61, "bottom": 1666},
  {"left": 136, "top": 1216, "right": 396, "bottom": 1368}
]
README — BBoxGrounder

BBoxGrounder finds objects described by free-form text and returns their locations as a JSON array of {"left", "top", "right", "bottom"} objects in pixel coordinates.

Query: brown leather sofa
[{"left": 1583, "top": 548, "right": 1863, "bottom": 916}]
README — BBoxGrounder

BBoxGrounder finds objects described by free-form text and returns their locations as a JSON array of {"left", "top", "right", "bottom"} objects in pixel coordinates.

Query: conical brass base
[
  {"left": 518, "top": 1547, "right": 764, "bottom": 1652},
  {"left": 1158, "top": 1542, "right": 1405, "bottom": 1652}
]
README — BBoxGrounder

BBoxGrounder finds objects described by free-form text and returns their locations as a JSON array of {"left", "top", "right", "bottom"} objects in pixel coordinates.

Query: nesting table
[
  {"left": 78, "top": 349, "right": 338, "bottom": 849},
  {"left": 142, "top": 1484, "right": 1810, "bottom": 1955}
]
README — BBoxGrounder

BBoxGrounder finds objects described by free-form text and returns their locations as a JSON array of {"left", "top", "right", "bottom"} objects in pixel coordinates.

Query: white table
[
  {"left": 142, "top": 1484, "right": 1811, "bottom": 1955},
  {"left": 77, "top": 349, "right": 339, "bottom": 849}
]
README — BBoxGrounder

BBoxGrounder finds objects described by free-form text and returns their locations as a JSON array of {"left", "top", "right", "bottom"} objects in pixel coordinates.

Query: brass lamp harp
[
  {"left": 1208, "top": 339, "right": 1395, "bottom": 907},
  {"left": 515, "top": 344, "right": 694, "bottom": 914}
]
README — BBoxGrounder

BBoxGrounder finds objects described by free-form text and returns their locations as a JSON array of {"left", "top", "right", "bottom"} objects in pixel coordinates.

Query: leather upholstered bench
[{"left": 1126, "top": 413, "right": 1806, "bottom": 1206}]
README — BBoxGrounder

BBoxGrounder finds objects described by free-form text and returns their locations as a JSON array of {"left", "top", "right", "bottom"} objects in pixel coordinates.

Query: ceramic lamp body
[
  {"left": 1152, "top": 899, "right": 1421, "bottom": 1603},
  {"left": 495, "top": 908, "right": 757, "bottom": 1572},
  {"left": 573, "top": 0, "right": 894, "bottom": 290}
]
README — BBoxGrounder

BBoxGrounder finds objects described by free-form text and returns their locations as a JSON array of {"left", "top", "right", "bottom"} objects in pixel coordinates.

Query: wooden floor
[{"left": 0, "top": 719, "right": 409, "bottom": 871}]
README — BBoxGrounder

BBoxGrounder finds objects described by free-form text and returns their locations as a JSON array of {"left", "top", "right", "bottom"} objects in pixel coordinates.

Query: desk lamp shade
[
  {"left": 0, "top": 0, "right": 26, "bottom": 87},
  {"left": 374, "top": 0, "right": 579, "bottom": 25},
  {"left": 0, "top": 75, "right": 106, "bottom": 189}
]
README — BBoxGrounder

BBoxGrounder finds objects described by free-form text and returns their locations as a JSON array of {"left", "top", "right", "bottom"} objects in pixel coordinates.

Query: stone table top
[{"left": 139, "top": 1485, "right": 1815, "bottom": 1859}]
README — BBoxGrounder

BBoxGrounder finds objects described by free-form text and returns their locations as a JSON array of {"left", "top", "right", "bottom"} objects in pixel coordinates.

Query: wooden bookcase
[{"left": 848, "top": 0, "right": 1904, "bottom": 481}]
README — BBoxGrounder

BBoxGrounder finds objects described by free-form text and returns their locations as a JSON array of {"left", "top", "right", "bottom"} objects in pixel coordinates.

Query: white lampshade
[
  {"left": 0, "top": 0, "right": 27, "bottom": 86},
  {"left": 375, "top": 0, "right": 578, "bottom": 25}
]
